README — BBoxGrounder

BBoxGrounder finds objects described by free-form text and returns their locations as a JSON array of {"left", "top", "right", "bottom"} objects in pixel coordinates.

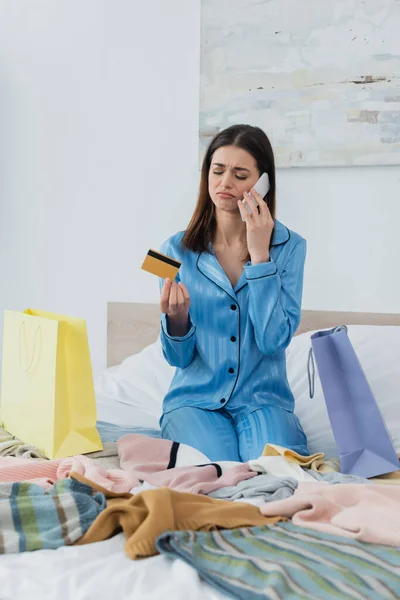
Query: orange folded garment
[{"left": 71, "top": 473, "right": 283, "bottom": 559}]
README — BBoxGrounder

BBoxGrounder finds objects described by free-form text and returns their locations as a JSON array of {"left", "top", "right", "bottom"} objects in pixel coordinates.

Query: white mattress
[{"left": 0, "top": 533, "right": 227, "bottom": 600}]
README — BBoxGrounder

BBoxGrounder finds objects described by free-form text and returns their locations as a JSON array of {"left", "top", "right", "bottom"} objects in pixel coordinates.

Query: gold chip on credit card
[{"left": 141, "top": 249, "right": 181, "bottom": 280}]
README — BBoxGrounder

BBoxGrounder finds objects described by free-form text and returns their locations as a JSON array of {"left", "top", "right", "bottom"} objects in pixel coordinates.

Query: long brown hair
[{"left": 182, "top": 124, "right": 276, "bottom": 259}]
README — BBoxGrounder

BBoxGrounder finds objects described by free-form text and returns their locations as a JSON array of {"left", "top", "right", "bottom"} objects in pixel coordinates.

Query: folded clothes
[
  {"left": 156, "top": 523, "right": 400, "bottom": 600},
  {"left": 308, "top": 471, "right": 369, "bottom": 484},
  {"left": 249, "top": 455, "right": 316, "bottom": 482},
  {"left": 263, "top": 443, "right": 400, "bottom": 484},
  {"left": 0, "top": 478, "right": 105, "bottom": 554},
  {"left": 263, "top": 443, "right": 325, "bottom": 469},
  {"left": 261, "top": 482, "right": 400, "bottom": 546},
  {"left": 0, "top": 426, "right": 47, "bottom": 460},
  {"left": 209, "top": 474, "right": 298, "bottom": 503},
  {"left": 313, "top": 456, "right": 400, "bottom": 485},
  {"left": 72, "top": 473, "right": 283, "bottom": 559}
]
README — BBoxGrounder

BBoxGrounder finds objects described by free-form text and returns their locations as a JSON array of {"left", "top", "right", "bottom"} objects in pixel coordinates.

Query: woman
[{"left": 158, "top": 124, "right": 308, "bottom": 462}]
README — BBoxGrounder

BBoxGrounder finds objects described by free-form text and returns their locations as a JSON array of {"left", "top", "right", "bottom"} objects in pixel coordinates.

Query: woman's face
[{"left": 208, "top": 145, "right": 260, "bottom": 215}]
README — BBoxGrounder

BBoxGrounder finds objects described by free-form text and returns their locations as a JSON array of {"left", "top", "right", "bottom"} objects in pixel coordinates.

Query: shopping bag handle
[
  {"left": 307, "top": 325, "right": 348, "bottom": 399},
  {"left": 307, "top": 347, "right": 315, "bottom": 398},
  {"left": 18, "top": 322, "right": 41, "bottom": 372}
]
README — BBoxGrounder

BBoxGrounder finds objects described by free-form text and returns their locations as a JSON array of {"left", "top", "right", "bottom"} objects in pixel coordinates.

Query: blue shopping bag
[{"left": 308, "top": 326, "right": 399, "bottom": 478}]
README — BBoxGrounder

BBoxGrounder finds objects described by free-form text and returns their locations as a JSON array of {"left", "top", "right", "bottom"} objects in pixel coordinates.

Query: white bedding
[
  {"left": 96, "top": 326, "right": 400, "bottom": 457},
  {"left": 0, "top": 533, "right": 226, "bottom": 600}
]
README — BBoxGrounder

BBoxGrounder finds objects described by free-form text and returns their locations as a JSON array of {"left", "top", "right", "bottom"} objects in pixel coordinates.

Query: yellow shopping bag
[{"left": 0, "top": 309, "right": 103, "bottom": 459}]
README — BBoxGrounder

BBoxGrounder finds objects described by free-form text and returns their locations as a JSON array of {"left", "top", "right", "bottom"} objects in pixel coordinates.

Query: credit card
[{"left": 141, "top": 249, "right": 181, "bottom": 280}]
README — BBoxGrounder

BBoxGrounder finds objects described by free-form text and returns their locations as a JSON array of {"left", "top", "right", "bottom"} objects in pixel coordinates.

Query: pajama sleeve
[
  {"left": 244, "top": 239, "right": 306, "bottom": 356},
  {"left": 158, "top": 240, "right": 196, "bottom": 369}
]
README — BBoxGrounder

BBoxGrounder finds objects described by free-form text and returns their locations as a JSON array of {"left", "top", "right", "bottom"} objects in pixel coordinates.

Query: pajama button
[
  {"left": 230, "top": 336, "right": 236, "bottom": 342},
  {"left": 228, "top": 368, "right": 234, "bottom": 374},
  {"left": 220, "top": 398, "right": 226, "bottom": 404},
  {"left": 230, "top": 304, "right": 237, "bottom": 311}
]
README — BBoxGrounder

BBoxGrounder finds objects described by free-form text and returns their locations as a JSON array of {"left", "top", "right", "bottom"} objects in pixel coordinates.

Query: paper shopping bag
[
  {"left": 309, "top": 326, "right": 399, "bottom": 478},
  {"left": 0, "top": 309, "right": 103, "bottom": 459}
]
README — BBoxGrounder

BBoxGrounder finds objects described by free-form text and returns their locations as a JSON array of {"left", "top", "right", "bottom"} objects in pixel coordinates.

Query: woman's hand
[
  {"left": 238, "top": 189, "right": 274, "bottom": 264},
  {"left": 160, "top": 278, "right": 191, "bottom": 336}
]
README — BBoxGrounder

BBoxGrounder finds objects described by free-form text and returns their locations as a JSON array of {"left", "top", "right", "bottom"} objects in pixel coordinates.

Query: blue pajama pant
[{"left": 160, "top": 405, "right": 308, "bottom": 462}]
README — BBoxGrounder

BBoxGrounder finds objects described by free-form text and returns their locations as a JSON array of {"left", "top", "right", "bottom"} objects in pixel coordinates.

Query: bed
[
  {"left": 0, "top": 303, "right": 399, "bottom": 600},
  {"left": 106, "top": 303, "right": 400, "bottom": 367}
]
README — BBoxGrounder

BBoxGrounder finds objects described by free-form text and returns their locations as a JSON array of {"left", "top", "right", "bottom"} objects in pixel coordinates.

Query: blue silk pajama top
[{"left": 159, "top": 220, "right": 306, "bottom": 417}]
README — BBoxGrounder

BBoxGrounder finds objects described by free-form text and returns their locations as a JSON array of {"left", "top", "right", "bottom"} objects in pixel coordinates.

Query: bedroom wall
[{"left": 0, "top": 0, "right": 399, "bottom": 377}]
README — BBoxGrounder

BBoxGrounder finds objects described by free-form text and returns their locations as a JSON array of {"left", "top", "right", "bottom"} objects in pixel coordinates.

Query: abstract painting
[{"left": 200, "top": 0, "right": 400, "bottom": 167}]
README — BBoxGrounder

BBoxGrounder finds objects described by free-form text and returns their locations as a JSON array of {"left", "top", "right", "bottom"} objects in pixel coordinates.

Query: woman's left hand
[{"left": 238, "top": 188, "right": 274, "bottom": 264}]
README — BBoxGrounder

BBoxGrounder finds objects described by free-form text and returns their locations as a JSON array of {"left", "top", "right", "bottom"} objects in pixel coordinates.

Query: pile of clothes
[{"left": 0, "top": 425, "right": 399, "bottom": 598}]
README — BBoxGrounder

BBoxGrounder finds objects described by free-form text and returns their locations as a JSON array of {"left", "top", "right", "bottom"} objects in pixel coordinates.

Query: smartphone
[{"left": 241, "top": 172, "right": 270, "bottom": 221}]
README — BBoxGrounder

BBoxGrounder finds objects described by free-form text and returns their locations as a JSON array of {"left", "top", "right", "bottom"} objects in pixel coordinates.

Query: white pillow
[
  {"left": 96, "top": 326, "right": 400, "bottom": 459},
  {"left": 289, "top": 325, "right": 400, "bottom": 458},
  {"left": 95, "top": 337, "right": 174, "bottom": 429}
]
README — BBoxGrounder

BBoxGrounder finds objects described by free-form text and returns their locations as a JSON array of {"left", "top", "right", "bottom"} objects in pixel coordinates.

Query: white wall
[
  {"left": 1, "top": 0, "right": 399, "bottom": 377},
  {"left": 0, "top": 0, "right": 201, "bottom": 376},
  {"left": 278, "top": 165, "right": 400, "bottom": 313}
]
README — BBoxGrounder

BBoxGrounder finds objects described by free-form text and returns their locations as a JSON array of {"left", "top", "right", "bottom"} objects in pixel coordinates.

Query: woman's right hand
[{"left": 160, "top": 278, "right": 191, "bottom": 336}]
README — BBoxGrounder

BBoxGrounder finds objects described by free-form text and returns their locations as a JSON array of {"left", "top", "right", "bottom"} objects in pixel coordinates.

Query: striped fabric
[
  {"left": 0, "top": 478, "right": 105, "bottom": 554},
  {"left": 156, "top": 523, "right": 400, "bottom": 600}
]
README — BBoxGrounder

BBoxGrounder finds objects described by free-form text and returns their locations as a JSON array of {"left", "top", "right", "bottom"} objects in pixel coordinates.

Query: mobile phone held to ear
[{"left": 241, "top": 172, "right": 270, "bottom": 221}]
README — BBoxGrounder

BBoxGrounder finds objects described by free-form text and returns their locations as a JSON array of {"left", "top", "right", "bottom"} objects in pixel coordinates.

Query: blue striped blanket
[
  {"left": 0, "top": 479, "right": 105, "bottom": 554},
  {"left": 157, "top": 523, "right": 400, "bottom": 599}
]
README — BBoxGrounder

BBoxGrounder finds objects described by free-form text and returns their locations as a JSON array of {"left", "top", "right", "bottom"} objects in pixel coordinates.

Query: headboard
[{"left": 107, "top": 302, "right": 400, "bottom": 367}]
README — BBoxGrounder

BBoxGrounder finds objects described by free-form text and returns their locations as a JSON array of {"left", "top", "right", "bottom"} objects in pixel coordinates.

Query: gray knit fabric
[{"left": 209, "top": 474, "right": 298, "bottom": 503}]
